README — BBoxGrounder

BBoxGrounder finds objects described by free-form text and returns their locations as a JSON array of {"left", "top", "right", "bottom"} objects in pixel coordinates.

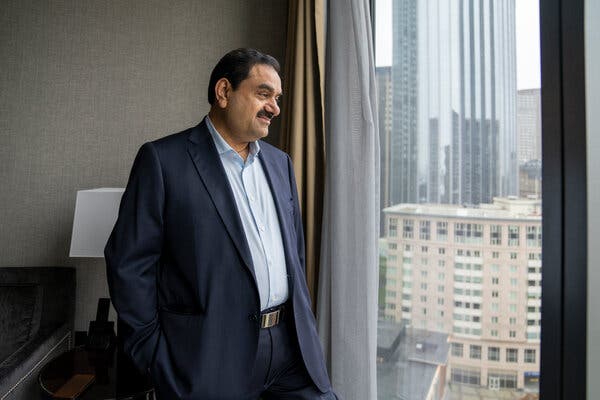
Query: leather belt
[{"left": 260, "top": 304, "right": 286, "bottom": 329}]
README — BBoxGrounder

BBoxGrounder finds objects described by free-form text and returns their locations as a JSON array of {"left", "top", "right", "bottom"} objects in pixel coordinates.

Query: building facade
[
  {"left": 390, "top": 0, "right": 518, "bottom": 206},
  {"left": 382, "top": 197, "right": 541, "bottom": 390}
]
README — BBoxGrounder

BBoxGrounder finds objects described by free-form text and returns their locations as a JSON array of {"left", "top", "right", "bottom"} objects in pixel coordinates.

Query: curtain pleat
[
  {"left": 279, "top": 0, "right": 326, "bottom": 312},
  {"left": 317, "top": 0, "right": 380, "bottom": 398}
]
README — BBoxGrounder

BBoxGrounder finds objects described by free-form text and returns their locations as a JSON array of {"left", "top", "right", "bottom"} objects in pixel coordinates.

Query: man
[{"left": 105, "top": 48, "right": 337, "bottom": 399}]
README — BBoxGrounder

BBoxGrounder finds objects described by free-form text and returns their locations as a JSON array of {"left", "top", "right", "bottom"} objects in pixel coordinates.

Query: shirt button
[{"left": 259, "top": 226, "right": 265, "bottom": 232}]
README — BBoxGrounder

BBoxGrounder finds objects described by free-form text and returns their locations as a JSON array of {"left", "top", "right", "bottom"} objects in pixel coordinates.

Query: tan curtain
[{"left": 279, "top": 0, "right": 326, "bottom": 311}]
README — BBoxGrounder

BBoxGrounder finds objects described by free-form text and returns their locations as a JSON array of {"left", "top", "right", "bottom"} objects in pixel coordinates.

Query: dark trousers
[{"left": 244, "top": 314, "right": 338, "bottom": 400}]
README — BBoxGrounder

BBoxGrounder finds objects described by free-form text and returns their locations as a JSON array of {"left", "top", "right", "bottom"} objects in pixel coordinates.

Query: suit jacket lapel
[
  {"left": 258, "top": 148, "right": 295, "bottom": 270},
  {"left": 186, "top": 121, "right": 256, "bottom": 280}
]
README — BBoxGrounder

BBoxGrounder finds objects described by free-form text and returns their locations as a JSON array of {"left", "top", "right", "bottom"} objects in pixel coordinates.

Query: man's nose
[{"left": 265, "top": 98, "right": 280, "bottom": 117}]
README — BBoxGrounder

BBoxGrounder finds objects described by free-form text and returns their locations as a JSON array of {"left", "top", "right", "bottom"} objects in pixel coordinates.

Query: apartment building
[{"left": 382, "top": 197, "right": 541, "bottom": 391}]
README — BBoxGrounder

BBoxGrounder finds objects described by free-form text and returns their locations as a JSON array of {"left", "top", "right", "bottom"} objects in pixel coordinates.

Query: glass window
[
  {"left": 402, "top": 219, "right": 414, "bottom": 239},
  {"left": 454, "top": 223, "right": 484, "bottom": 244},
  {"left": 525, "top": 349, "right": 537, "bottom": 363},
  {"left": 506, "top": 348, "right": 518, "bottom": 363},
  {"left": 375, "top": 0, "right": 542, "bottom": 397},
  {"left": 388, "top": 218, "right": 398, "bottom": 237},
  {"left": 470, "top": 345, "right": 482, "bottom": 359},
  {"left": 452, "top": 342, "right": 464, "bottom": 357},
  {"left": 488, "top": 347, "right": 500, "bottom": 361},
  {"left": 436, "top": 221, "right": 448, "bottom": 241},
  {"left": 527, "top": 225, "right": 542, "bottom": 247},
  {"left": 420, "top": 221, "right": 431, "bottom": 240},
  {"left": 508, "top": 225, "right": 520, "bottom": 246},
  {"left": 490, "top": 224, "right": 502, "bottom": 245}
]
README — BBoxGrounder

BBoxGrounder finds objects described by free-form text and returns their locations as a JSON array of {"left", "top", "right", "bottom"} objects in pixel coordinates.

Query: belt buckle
[{"left": 261, "top": 309, "right": 281, "bottom": 328}]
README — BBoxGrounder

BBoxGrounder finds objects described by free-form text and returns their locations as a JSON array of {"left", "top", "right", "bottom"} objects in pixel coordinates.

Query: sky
[{"left": 375, "top": 0, "right": 541, "bottom": 90}]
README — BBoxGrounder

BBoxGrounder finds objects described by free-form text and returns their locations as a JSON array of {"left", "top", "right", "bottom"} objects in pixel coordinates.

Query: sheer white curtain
[{"left": 317, "top": 0, "right": 379, "bottom": 398}]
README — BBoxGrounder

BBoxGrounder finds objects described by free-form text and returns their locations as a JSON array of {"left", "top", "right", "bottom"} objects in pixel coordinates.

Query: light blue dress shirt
[{"left": 205, "top": 116, "right": 289, "bottom": 310}]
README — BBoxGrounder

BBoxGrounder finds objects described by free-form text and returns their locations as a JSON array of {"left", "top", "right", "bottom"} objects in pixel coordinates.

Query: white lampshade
[{"left": 69, "top": 188, "right": 124, "bottom": 257}]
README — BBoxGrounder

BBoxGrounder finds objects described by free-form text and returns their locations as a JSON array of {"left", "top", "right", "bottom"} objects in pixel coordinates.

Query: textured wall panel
[{"left": 0, "top": 0, "right": 288, "bottom": 330}]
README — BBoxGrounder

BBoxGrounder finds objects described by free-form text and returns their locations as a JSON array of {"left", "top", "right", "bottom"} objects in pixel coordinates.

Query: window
[
  {"left": 402, "top": 219, "right": 414, "bottom": 239},
  {"left": 388, "top": 218, "right": 398, "bottom": 237},
  {"left": 436, "top": 222, "right": 448, "bottom": 241},
  {"left": 488, "top": 347, "right": 500, "bottom": 361},
  {"left": 470, "top": 345, "right": 482, "bottom": 360},
  {"left": 388, "top": 242, "right": 397, "bottom": 250},
  {"left": 490, "top": 224, "right": 502, "bottom": 245},
  {"left": 508, "top": 225, "right": 520, "bottom": 246},
  {"left": 527, "top": 225, "right": 542, "bottom": 247},
  {"left": 525, "top": 349, "right": 537, "bottom": 363},
  {"left": 506, "top": 348, "right": 518, "bottom": 363},
  {"left": 374, "top": 0, "right": 544, "bottom": 396},
  {"left": 452, "top": 343, "right": 464, "bottom": 357},
  {"left": 419, "top": 221, "right": 430, "bottom": 240},
  {"left": 451, "top": 367, "right": 481, "bottom": 386},
  {"left": 454, "top": 223, "right": 484, "bottom": 244}
]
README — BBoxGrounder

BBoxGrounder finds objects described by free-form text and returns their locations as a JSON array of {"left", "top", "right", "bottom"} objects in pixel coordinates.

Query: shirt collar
[{"left": 205, "top": 115, "right": 261, "bottom": 158}]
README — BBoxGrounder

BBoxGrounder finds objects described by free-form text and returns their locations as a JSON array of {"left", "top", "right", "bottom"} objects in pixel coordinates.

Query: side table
[{"left": 38, "top": 346, "right": 154, "bottom": 399}]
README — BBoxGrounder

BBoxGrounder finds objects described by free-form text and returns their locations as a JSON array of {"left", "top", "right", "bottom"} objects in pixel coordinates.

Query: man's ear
[{"left": 214, "top": 78, "right": 231, "bottom": 108}]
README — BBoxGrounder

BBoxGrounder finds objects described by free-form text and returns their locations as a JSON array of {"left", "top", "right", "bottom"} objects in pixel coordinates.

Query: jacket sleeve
[{"left": 105, "top": 142, "right": 164, "bottom": 373}]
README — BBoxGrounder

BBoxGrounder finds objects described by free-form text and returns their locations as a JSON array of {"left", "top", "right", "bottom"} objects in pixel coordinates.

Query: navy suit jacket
[{"left": 105, "top": 120, "right": 331, "bottom": 399}]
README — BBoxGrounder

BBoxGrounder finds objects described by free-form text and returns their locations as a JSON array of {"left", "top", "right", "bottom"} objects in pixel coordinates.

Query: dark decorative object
[{"left": 0, "top": 267, "right": 75, "bottom": 399}]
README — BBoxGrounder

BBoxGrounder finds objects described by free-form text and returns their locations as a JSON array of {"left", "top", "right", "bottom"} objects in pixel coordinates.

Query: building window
[
  {"left": 508, "top": 225, "right": 520, "bottom": 246},
  {"left": 436, "top": 221, "right": 448, "bottom": 241},
  {"left": 526, "top": 225, "right": 542, "bottom": 247},
  {"left": 470, "top": 345, "right": 482, "bottom": 360},
  {"left": 488, "top": 371, "right": 518, "bottom": 389},
  {"left": 492, "top": 251, "right": 500, "bottom": 259},
  {"left": 388, "top": 218, "right": 398, "bottom": 237},
  {"left": 490, "top": 224, "right": 502, "bottom": 245},
  {"left": 506, "top": 348, "right": 518, "bottom": 363},
  {"left": 438, "top": 247, "right": 446, "bottom": 255},
  {"left": 510, "top": 252, "right": 518, "bottom": 259},
  {"left": 492, "top": 291, "right": 499, "bottom": 298},
  {"left": 491, "top": 316, "right": 499, "bottom": 324},
  {"left": 386, "top": 290, "right": 396, "bottom": 298},
  {"left": 452, "top": 343, "right": 464, "bottom": 357},
  {"left": 405, "top": 244, "right": 412, "bottom": 251},
  {"left": 420, "top": 221, "right": 431, "bottom": 240},
  {"left": 510, "top": 278, "right": 518, "bottom": 286},
  {"left": 491, "top": 329, "right": 499, "bottom": 337},
  {"left": 451, "top": 367, "right": 481, "bottom": 386},
  {"left": 454, "top": 223, "right": 484, "bottom": 244},
  {"left": 525, "top": 349, "right": 536, "bottom": 363},
  {"left": 492, "top": 277, "right": 499, "bottom": 285},
  {"left": 437, "top": 285, "right": 445, "bottom": 293},
  {"left": 403, "top": 219, "right": 414, "bottom": 239},
  {"left": 388, "top": 242, "right": 397, "bottom": 250},
  {"left": 488, "top": 347, "right": 500, "bottom": 361},
  {"left": 438, "top": 260, "right": 445, "bottom": 267}
]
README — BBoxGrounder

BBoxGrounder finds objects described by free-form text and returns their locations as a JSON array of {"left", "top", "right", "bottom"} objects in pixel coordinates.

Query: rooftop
[{"left": 383, "top": 197, "right": 541, "bottom": 222}]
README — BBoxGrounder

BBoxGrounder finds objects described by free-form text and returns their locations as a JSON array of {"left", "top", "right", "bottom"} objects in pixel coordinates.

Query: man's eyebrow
[{"left": 257, "top": 83, "right": 282, "bottom": 96}]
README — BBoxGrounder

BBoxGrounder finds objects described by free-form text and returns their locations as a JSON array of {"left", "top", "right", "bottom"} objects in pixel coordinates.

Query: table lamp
[{"left": 69, "top": 188, "right": 124, "bottom": 351}]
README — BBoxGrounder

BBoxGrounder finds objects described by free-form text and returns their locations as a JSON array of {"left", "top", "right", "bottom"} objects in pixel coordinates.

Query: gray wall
[
  {"left": 0, "top": 0, "right": 288, "bottom": 331},
  {"left": 587, "top": 0, "right": 600, "bottom": 398}
]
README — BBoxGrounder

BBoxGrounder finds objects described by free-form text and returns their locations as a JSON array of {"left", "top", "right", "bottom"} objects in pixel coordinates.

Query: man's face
[{"left": 221, "top": 64, "right": 282, "bottom": 143}]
